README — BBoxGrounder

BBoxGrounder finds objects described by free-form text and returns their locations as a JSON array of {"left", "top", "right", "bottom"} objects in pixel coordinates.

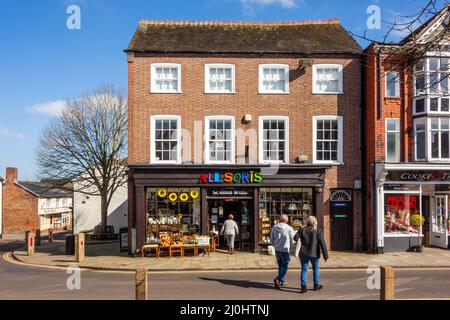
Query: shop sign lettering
[
  {"left": 399, "top": 172, "right": 450, "bottom": 182},
  {"left": 199, "top": 172, "right": 263, "bottom": 184}
]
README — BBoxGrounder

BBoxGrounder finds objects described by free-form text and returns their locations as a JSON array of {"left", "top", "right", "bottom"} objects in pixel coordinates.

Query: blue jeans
[
  {"left": 275, "top": 251, "right": 291, "bottom": 284},
  {"left": 300, "top": 255, "right": 320, "bottom": 286}
]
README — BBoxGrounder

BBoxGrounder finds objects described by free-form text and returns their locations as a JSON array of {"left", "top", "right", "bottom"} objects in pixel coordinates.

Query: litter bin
[{"left": 65, "top": 235, "right": 75, "bottom": 255}]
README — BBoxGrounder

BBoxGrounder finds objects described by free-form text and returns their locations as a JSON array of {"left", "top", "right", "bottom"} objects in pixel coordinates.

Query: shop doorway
[
  {"left": 330, "top": 190, "right": 354, "bottom": 251},
  {"left": 207, "top": 189, "right": 254, "bottom": 252},
  {"left": 431, "top": 195, "right": 449, "bottom": 249}
]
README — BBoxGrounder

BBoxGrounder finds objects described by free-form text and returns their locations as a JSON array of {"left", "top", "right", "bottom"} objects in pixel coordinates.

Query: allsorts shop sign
[{"left": 199, "top": 171, "right": 263, "bottom": 184}]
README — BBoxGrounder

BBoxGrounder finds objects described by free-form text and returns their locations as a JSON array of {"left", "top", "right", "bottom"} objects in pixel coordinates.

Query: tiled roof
[
  {"left": 17, "top": 181, "right": 73, "bottom": 199},
  {"left": 126, "top": 19, "right": 362, "bottom": 54}
]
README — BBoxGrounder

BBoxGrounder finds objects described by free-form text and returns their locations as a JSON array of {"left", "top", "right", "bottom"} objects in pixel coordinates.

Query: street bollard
[
  {"left": 380, "top": 267, "right": 395, "bottom": 300},
  {"left": 35, "top": 229, "right": 41, "bottom": 246},
  {"left": 135, "top": 268, "right": 148, "bottom": 300},
  {"left": 75, "top": 233, "right": 85, "bottom": 263},
  {"left": 48, "top": 229, "right": 54, "bottom": 243},
  {"left": 25, "top": 231, "right": 35, "bottom": 256}
]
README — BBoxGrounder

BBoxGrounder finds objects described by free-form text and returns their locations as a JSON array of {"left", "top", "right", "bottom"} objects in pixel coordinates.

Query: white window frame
[
  {"left": 150, "top": 63, "right": 182, "bottom": 93},
  {"left": 258, "top": 64, "right": 290, "bottom": 94},
  {"left": 150, "top": 115, "right": 182, "bottom": 164},
  {"left": 204, "top": 116, "right": 235, "bottom": 164},
  {"left": 385, "top": 118, "right": 401, "bottom": 163},
  {"left": 312, "top": 116, "right": 344, "bottom": 165},
  {"left": 414, "top": 118, "right": 427, "bottom": 161},
  {"left": 429, "top": 117, "right": 450, "bottom": 161},
  {"left": 385, "top": 71, "right": 401, "bottom": 98},
  {"left": 312, "top": 64, "right": 344, "bottom": 94},
  {"left": 258, "top": 116, "right": 290, "bottom": 164},
  {"left": 205, "top": 64, "right": 236, "bottom": 94}
]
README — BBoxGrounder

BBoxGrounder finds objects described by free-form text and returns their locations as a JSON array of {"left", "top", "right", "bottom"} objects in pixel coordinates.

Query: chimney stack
[{"left": 6, "top": 167, "right": 18, "bottom": 184}]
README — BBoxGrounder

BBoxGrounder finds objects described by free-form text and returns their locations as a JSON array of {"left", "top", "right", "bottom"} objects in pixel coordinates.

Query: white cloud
[
  {"left": 241, "top": 0, "right": 297, "bottom": 8},
  {"left": 0, "top": 127, "right": 25, "bottom": 140},
  {"left": 29, "top": 100, "right": 67, "bottom": 117}
]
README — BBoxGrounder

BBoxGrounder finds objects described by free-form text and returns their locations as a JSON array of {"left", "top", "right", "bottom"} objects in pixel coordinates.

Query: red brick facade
[
  {"left": 128, "top": 47, "right": 363, "bottom": 249},
  {"left": 364, "top": 44, "right": 416, "bottom": 251},
  {"left": 2, "top": 168, "right": 39, "bottom": 234}
]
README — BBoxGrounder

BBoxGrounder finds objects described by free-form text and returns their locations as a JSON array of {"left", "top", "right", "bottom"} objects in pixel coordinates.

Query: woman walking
[
  {"left": 294, "top": 216, "right": 329, "bottom": 293},
  {"left": 220, "top": 214, "right": 239, "bottom": 254}
]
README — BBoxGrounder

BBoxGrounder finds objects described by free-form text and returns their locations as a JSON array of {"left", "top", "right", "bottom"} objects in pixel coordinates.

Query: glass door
[{"left": 431, "top": 195, "right": 448, "bottom": 248}]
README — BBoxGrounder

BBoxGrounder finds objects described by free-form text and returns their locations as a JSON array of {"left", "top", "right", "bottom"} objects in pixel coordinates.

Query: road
[{"left": 1, "top": 239, "right": 449, "bottom": 300}]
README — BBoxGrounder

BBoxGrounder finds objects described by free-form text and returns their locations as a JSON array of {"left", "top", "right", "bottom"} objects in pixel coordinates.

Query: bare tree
[
  {"left": 353, "top": 0, "right": 450, "bottom": 91},
  {"left": 36, "top": 86, "right": 128, "bottom": 235}
]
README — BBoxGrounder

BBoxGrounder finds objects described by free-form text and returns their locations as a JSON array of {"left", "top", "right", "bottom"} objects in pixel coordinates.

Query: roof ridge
[{"left": 139, "top": 18, "right": 340, "bottom": 27}]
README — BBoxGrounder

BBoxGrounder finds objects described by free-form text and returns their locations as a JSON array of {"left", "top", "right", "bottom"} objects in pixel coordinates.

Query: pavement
[{"left": 9, "top": 239, "right": 450, "bottom": 272}]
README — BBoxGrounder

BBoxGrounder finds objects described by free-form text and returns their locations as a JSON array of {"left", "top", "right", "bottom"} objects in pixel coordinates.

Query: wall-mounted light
[{"left": 242, "top": 114, "right": 252, "bottom": 124}]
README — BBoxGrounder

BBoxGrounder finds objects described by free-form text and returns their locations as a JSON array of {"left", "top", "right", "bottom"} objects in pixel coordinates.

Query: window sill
[
  {"left": 312, "top": 91, "right": 343, "bottom": 95},
  {"left": 313, "top": 161, "right": 344, "bottom": 166},
  {"left": 150, "top": 91, "right": 183, "bottom": 94},
  {"left": 204, "top": 91, "right": 237, "bottom": 95},
  {"left": 258, "top": 92, "right": 290, "bottom": 95},
  {"left": 385, "top": 96, "right": 401, "bottom": 100}
]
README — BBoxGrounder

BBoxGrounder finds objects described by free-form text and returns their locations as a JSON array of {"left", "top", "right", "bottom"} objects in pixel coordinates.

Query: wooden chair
[
  {"left": 141, "top": 244, "right": 160, "bottom": 258},
  {"left": 170, "top": 245, "right": 184, "bottom": 258},
  {"left": 210, "top": 234, "right": 219, "bottom": 252},
  {"left": 183, "top": 244, "right": 198, "bottom": 257},
  {"left": 197, "top": 245, "right": 211, "bottom": 257}
]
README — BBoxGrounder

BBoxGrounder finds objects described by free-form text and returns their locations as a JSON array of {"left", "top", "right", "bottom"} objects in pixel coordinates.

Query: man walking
[{"left": 270, "top": 214, "right": 295, "bottom": 289}]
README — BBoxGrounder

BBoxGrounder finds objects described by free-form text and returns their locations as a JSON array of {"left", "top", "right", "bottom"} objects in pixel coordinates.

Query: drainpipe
[{"left": 361, "top": 52, "right": 368, "bottom": 251}]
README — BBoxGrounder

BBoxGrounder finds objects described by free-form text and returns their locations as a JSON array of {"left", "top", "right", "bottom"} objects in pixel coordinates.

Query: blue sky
[{"left": 0, "top": 0, "right": 441, "bottom": 180}]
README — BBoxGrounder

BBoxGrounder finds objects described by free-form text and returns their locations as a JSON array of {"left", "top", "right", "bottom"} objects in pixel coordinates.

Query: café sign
[
  {"left": 199, "top": 171, "right": 263, "bottom": 184},
  {"left": 388, "top": 171, "right": 450, "bottom": 182}
]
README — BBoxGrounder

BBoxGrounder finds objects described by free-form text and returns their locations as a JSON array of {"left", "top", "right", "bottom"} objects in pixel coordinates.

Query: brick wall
[
  {"left": 364, "top": 45, "right": 415, "bottom": 250},
  {"left": 128, "top": 53, "right": 363, "bottom": 249},
  {"left": 2, "top": 168, "right": 39, "bottom": 234}
]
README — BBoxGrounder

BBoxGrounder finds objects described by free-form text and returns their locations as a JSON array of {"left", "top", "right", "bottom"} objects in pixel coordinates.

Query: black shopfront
[{"left": 127, "top": 164, "right": 330, "bottom": 255}]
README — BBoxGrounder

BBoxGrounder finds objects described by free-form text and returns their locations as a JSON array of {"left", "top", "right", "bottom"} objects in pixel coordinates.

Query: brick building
[
  {"left": 364, "top": 6, "right": 450, "bottom": 252},
  {"left": 2, "top": 168, "right": 73, "bottom": 234},
  {"left": 126, "top": 20, "right": 363, "bottom": 255}
]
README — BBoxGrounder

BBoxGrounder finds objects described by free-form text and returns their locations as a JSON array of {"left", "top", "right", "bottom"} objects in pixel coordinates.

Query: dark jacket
[{"left": 294, "top": 225, "right": 329, "bottom": 259}]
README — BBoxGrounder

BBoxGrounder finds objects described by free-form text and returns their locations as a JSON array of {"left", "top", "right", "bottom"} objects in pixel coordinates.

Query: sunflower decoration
[
  {"left": 180, "top": 193, "right": 189, "bottom": 202},
  {"left": 157, "top": 189, "right": 167, "bottom": 198},
  {"left": 190, "top": 190, "right": 200, "bottom": 200},
  {"left": 168, "top": 193, "right": 178, "bottom": 202}
]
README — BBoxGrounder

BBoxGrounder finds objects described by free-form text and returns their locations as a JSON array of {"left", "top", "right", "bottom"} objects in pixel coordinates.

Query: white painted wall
[{"left": 73, "top": 183, "right": 128, "bottom": 234}]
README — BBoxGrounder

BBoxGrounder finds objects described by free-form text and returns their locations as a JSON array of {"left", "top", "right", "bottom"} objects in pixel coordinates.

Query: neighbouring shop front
[
  {"left": 127, "top": 164, "right": 330, "bottom": 255},
  {"left": 373, "top": 163, "right": 450, "bottom": 252}
]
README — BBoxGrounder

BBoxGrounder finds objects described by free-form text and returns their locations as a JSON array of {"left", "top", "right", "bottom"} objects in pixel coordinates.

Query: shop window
[
  {"left": 205, "top": 64, "right": 235, "bottom": 93},
  {"left": 259, "top": 64, "right": 289, "bottom": 94},
  {"left": 313, "top": 116, "right": 343, "bottom": 164},
  {"left": 384, "top": 194, "right": 421, "bottom": 236},
  {"left": 151, "top": 63, "right": 181, "bottom": 93},
  {"left": 259, "top": 188, "right": 314, "bottom": 244},
  {"left": 146, "top": 188, "right": 201, "bottom": 244},
  {"left": 259, "top": 116, "right": 289, "bottom": 163},
  {"left": 205, "top": 116, "right": 235, "bottom": 164},
  {"left": 151, "top": 116, "right": 181, "bottom": 163},
  {"left": 313, "top": 64, "right": 343, "bottom": 94},
  {"left": 386, "top": 118, "right": 400, "bottom": 162},
  {"left": 385, "top": 71, "right": 400, "bottom": 98}
]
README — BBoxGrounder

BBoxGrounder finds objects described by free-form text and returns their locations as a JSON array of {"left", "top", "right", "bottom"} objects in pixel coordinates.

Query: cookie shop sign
[{"left": 390, "top": 172, "right": 450, "bottom": 182}]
